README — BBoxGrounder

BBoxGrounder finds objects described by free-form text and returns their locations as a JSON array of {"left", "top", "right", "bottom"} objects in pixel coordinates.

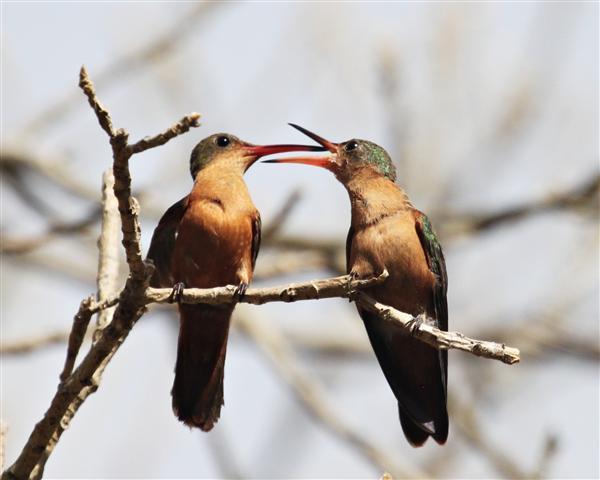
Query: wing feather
[{"left": 146, "top": 196, "right": 189, "bottom": 287}]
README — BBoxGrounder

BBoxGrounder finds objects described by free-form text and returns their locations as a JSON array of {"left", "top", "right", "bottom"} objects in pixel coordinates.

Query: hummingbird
[
  {"left": 147, "top": 133, "right": 323, "bottom": 430},
  {"left": 264, "top": 124, "right": 449, "bottom": 446}
]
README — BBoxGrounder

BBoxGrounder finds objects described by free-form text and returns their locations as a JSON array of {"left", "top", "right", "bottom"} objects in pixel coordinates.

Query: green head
[
  {"left": 336, "top": 138, "right": 396, "bottom": 182},
  {"left": 189, "top": 133, "right": 327, "bottom": 179},
  {"left": 262, "top": 124, "right": 396, "bottom": 183}
]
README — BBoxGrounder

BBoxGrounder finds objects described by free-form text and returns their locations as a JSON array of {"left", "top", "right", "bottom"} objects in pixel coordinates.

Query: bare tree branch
[
  {"left": 450, "top": 394, "right": 531, "bottom": 479},
  {"left": 1, "top": 66, "right": 200, "bottom": 480},
  {"left": 94, "top": 170, "right": 121, "bottom": 339},
  {"left": 58, "top": 296, "right": 96, "bottom": 381},
  {"left": 261, "top": 188, "right": 302, "bottom": 241},
  {"left": 78, "top": 66, "right": 199, "bottom": 281},
  {"left": 354, "top": 293, "right": 520, "bottom": 365},
  {"left": 145, "top": 272, "right": 388, "bottom": 306},
  {"left": 440, "top": 172, "right": 600, "bottom": 236},
  {"left": 0, "top": 332, "right": 70, "bottom": 355},
  {"left": 1, "top": 208, "right": 101, "bottom": 254},
  {"left": 127, "top": 115, "right": 202, "bottom": 155}
]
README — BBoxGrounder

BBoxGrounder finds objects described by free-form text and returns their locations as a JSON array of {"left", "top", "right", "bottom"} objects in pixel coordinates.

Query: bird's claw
[
  {"left": 234, "top": 282, "right": 248, "bottom": 302},
  {"left": 407, "top": 315, "right": 424, "bottom": 336},
  {"left": 347, "top": 271, "right": 359, "bottom": 301},
  {"left": 169, "top": 282, "right": 186, "bottom": 303}
]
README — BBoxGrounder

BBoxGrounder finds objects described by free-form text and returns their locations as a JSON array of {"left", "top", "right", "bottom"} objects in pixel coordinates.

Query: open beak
[
  {"left": 288, "top": 123, "right": 338, "bottom": 153},
  {"left": 262, "top": 155, "right": 339, "bottom": 172},
  {"left": 243, "top": 143, "right": 325, "bottom": 159},
  {"left": 261, "top": 124, "right": 340, "bottom": 172}
]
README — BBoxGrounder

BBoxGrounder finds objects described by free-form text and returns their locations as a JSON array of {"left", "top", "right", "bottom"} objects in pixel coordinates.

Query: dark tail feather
[
  {"left": 400, "top": 406, "right": 449, "bottom": 447},
  {"left": 172, "top": 304, "right": 234, "bottom": 431},
  {"left": 432, "top": 407, "right": 449, "bottom": 445},
  {"left": 400, "top": 409, "right": 429, "bottom": 447},
  {"left": 359, "top": 309, "right": 449, "bottom": 446}
]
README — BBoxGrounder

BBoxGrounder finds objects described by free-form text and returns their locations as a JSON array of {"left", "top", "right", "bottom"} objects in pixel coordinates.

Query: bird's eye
[
  {"left": 216, "top": 136, "right": 230, "bottom": 147},
  {"left": 344, "top": 140, "right": 359, "bottom": 152}
]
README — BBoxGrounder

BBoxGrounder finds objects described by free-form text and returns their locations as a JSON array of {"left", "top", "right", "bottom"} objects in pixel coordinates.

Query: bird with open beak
[
  {"left": 147, "top": 133, "right": 324, "bottom": 430},
  {"left": 264, "top": 124, "right": 449, "bottom": 446}
]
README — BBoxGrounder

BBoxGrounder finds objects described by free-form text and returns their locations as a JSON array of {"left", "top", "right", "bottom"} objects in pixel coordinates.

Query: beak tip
[{"left": 287, "top": 123, "right": 337, "bottom": 153}]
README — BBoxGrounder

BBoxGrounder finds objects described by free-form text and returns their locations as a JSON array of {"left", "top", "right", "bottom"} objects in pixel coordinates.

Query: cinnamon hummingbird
[
  {"left": 264, "top": 124, "right": 449, "bottom": 446},
  {"left": 147, "top": 133, "right": 323, "bottom": 430}
]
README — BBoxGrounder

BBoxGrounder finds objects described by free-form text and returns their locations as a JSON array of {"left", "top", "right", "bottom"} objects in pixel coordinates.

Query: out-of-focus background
[{"left": 1, "top": 2, "right": 598, "bottom": 478}]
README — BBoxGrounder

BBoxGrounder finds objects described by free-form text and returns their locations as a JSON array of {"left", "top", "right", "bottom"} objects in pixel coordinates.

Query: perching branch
[
  {"left": 45, "top": 271, "right": 520, "bottom": 364},
  {"left": 354, "top": 293, "right": 521, "bottom": 365},
  {"left": 148, "top": 282, "right": 520, "bottom": 364},
  {"left": 145, "top": 272, "right": 388, "bottom": 306}
]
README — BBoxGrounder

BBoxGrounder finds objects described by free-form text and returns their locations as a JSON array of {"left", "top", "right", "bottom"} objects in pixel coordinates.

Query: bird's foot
[
  {"left": 234, "top": 282, "right": 249, "bottom": 302},
  {"left": 346, "top": 271, "right": 359, "bottom": 301},
  {"left": 169, "top": 282, "right": 186, "bottom": 303},
  {"left": 407, "top": 315, "right": 424, "bottom": 336}
]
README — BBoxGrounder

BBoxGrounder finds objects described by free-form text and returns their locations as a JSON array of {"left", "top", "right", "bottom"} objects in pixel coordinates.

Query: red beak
[
  {"left": 261, "top": 124, "right": 340, "bottom": 172},
  {"left": 243, "top": 143, "right": 325, "bottom": 158},
  {"left": 262, "top": 155, "right": 339, "bottom": 172}
]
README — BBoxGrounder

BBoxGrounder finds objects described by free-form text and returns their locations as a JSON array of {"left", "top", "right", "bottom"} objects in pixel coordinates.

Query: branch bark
[
  {"left": 94, "top": 170, "right": 121, "bottom": 339},
  {"left": 354, "top": 293, "right": 521, "bottom": 365}
]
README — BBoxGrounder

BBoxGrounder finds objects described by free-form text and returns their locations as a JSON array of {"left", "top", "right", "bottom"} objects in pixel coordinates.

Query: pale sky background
[{"left": 1, "top": 2, "right": 599, "bottom": 478}]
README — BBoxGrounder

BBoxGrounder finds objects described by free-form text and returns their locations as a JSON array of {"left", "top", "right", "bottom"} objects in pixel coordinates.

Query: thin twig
[
  {"left": 127, "top": 114, "right": 201, "bottom": 155},
  {"left": 58, "top": 296, "right": 96, "bottom": 381},
  {"left": 0, "top": 332, "right": 70, "bottom": 355},
  {"left": 94, "top": 170, "right": 121, "bottom": 340},
  {"left": 78, "top": 66, "right": 200, "bottom": 281},
  {"left": 440, "top": 172, "right": 600, "bottom": 236},
  {"left": 450, "top": 394, "right": 530, "bottom": 479},
  {"left": 531, "top": 434, "right": 559, "bottom": 479},
  {"left": 1, "top": 208, "right": 101, "bottom": 255},
  {"left": 354, "top": 293, "right": 520, "bottom": 365},
  {"left": 261, "top": 188, "right": 302, "bottom": 241}
]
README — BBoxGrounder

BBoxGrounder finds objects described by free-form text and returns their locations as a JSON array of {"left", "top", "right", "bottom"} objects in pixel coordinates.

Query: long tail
[
  {"left": 172, "top": 304, "right": 234, "bottom": 431},
  {"left": 360, "top": 309, "right": 448, "bottom": 446}
]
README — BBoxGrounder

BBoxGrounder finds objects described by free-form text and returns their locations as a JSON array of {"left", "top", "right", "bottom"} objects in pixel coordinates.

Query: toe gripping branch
[
  {"left": 169, "top": 282, "right": 186, "bottom": 303},
  {"left": 407, "top": 314, "right": 426, "bottom": 336},
  {"left": 234, "top": 282, "right": 248, "bottom": 302},
  {"left": 346, "top": 271, "right": 359, "bottom": 301}
]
